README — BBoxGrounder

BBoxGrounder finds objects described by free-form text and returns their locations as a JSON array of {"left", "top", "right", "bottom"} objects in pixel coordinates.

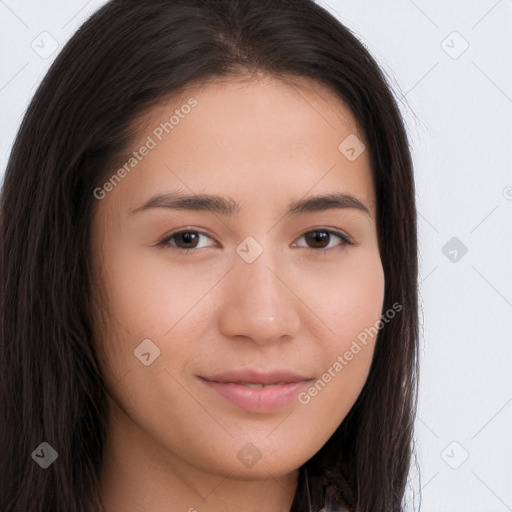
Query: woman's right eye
[{"left": 157, "top": 230, "right": 217, "bottom": 253}]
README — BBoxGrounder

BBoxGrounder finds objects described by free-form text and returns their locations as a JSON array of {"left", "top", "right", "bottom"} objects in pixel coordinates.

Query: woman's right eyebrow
[{"left": 129, "top": 190, "right": 371, "bottom": 218}]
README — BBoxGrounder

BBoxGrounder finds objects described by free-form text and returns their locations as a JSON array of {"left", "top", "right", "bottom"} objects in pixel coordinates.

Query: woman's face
[{"left": 90, "top": 73, "right": 384, "bottom": 482}]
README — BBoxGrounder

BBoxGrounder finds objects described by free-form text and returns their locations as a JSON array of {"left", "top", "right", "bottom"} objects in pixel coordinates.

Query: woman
[{"left": 0, "top": 1, "right": 419, "bottom": 510}]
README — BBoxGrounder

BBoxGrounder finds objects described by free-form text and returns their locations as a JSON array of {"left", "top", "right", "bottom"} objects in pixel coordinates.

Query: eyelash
[{"left": 156, "top": 228, "right": 354, "bottom": 255}]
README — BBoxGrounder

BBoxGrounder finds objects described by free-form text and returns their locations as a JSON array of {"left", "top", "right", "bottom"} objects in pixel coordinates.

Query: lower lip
[{"left": 200, "top": 379, "right": 311, "bottom": 413}]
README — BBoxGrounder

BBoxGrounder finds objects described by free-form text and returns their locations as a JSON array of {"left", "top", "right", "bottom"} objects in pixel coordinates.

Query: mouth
[
  {"left": 224, "top": 382, "right": 287, "bottom": 389},
  {"left": 198, "top": 369, "right": 314, "bottom": 413}
]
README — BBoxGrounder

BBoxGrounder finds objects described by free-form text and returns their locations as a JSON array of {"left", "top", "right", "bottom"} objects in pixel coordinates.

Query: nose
[{"left": 217, "top": 248, "right": 302, "bottom": 346}]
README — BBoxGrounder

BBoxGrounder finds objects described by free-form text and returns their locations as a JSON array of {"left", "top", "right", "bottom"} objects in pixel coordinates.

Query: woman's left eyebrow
[{"left": 129, "top": 191, "right": 370, "bottom": 217}]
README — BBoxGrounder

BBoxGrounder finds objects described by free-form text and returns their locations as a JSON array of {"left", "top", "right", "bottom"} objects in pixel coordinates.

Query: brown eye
[
  {"left": 172, "top": 231, "right": 200, "bottom": 249},
  {"left": 298, "top": 229, "right": 353, "bottom": 250},
  {"left": 158, "top": 230, "right": 216, "bottom": 252},
  {"left": 304, "top": 231, "right": 331, "bottom": 249}
]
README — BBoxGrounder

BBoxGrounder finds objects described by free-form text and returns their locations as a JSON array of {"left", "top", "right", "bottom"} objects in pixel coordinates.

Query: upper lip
[{"left": 200, "top": 369, "right": 312, "bottom": 385}]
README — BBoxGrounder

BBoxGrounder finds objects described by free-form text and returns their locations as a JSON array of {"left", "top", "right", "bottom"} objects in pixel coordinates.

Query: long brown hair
[{"left": 0, "top": 1, "right": 419, "bottom": 510}]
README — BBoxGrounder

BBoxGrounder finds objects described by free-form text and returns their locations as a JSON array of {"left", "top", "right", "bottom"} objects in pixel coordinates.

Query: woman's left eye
[
  {"left": 156, "top": 229, "right": 353, "bottom": 253},
  {"left": 293, "top": 229, "right": 354, "bottom": 250}
]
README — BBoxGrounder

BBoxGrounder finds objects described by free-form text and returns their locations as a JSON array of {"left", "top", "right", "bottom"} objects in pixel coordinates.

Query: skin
[{"left": 90, "top": 72, "right": 385, "bottom": 512}]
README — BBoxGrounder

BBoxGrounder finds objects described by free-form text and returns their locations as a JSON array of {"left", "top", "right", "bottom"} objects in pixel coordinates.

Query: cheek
[
  {"left": 100, "top": 233, "right": 227, "bottom": 330},
  {"left": 299, "top": 247, "right": 385, "bottom": 343},
  {"left": 94, "top": 240, "right": 230, "bottom": 388},
  {"left": 294, "top": 250, "right": 385, "bottom": 425}
]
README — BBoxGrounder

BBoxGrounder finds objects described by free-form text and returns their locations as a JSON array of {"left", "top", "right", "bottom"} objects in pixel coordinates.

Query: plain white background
[{"left": 1, "top": 1, "right": 511, "bottom": 510}]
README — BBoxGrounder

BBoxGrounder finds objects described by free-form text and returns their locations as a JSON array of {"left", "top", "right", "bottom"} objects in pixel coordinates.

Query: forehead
[{"left": 101, "top": 73, "right": 375, "bottom": 218}]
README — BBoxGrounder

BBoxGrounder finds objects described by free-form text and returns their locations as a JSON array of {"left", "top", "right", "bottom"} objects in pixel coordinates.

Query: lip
[
  {"left": 202, "top": 369, "right": 311, "bottom": 385},
  {"left": 199, "top": 369, "right": 314, "bottom": 413}
]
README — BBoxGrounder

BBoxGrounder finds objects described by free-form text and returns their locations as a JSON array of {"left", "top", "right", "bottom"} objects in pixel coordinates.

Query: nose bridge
[
  {"left": 240, "top": 247, "right": 280, "bottom": 310},
  {"left": 235, "top": 232, "right": 279, "bottom": 294},
  {"left": 217, "top": 237, "right": 302, "bottom": 344}
]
